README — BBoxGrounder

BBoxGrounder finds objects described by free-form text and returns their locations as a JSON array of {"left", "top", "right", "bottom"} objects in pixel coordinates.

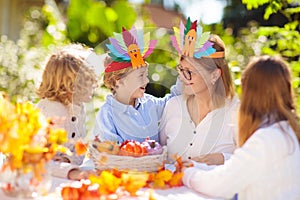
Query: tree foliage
[
  {"left": 67, "top": 0, "right": 136, "bottom": 47},
  {"left": 241, "top": 0, "right": 300, "bottom": 111},
  {"left": 242, "top": 0, "right": 300, "bottom": 20},
  {"left": 2, "top": 0, "right": 300, "bottom": 110}
]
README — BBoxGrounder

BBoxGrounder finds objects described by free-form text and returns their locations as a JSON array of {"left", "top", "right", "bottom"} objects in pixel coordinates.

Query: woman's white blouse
[
  {"left": 183, "top": 121, "right": 300, "bottom": 200},
  {"left": 159, "top": 95, "right": 239, "bottom": 162}
]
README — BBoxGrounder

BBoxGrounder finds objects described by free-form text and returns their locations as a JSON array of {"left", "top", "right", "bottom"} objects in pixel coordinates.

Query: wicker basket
[{"left": 89, "top": 145, "right": 167, "bottom": 172}]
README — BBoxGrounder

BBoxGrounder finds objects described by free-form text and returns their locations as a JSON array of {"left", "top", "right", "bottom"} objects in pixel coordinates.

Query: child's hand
[
  {"left": 53, "top": 155, "right": 70, "bottom": 163},
  {"left": 68, "top": 169, "right": 97, "bottom": 180},
  {"left": 192, "top": 153, "right": 224, "bottom": 165}
]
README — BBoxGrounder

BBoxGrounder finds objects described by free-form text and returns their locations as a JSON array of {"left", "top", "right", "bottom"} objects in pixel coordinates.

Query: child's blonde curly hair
[
  {"left": 103, "top": 57, "right": 134, "bottom": 94},
  {"left": 36, "top": 45, "right": 98, "bottom": 106}
]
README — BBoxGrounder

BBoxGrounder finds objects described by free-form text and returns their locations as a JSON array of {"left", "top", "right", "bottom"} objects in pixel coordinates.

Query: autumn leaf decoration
[
  {"left": 0, "top": 96, "right": 69, "bottom": 182},
  {"left": 74, "top": 141, "right": 88, "bottom": 156},
  {"left": 121, "top": 172, "right": 149, "bottom": 196},
  {"left": 61, "top": 159, "right": 184, "bottom": 199},
  {"left": 89, "top": 171, "right": 122, "bottom": 195}
]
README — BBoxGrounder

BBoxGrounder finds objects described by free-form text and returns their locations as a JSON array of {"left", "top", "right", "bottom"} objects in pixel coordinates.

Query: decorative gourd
[
  {"left": 119, "top": 140, "right": 148, "bottom": 157},
  {"left": 142, "top": 137, "right": 163, "bottom": 155},
  {"left": 61, "top": 180, "right": 99, "bottom": 200}
]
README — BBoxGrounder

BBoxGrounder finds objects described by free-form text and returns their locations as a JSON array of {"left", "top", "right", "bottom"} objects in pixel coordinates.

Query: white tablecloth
[{"left": 0, "top": 176, "right": 223, "bottom": 200}]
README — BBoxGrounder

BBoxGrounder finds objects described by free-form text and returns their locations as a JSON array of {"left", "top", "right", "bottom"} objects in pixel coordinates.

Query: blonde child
[
  {"left": 36, "top": 44, "right": 98, "bottom": 180},
  {"left": 93, "top": 27, "right": 181, "bottom": 144}
]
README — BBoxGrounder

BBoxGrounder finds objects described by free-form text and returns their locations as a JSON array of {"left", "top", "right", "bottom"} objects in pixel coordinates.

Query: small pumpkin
[
  {"left": 119, "top": 140, "right": 148, "bottom": 157},
  {"left": 142, "top": 138, "right": 163, "bottom": 155}
]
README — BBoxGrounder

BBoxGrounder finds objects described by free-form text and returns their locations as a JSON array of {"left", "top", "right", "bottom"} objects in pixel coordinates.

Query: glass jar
[{"left": 0, "top": 162, "right": 52, "bottom": 198}]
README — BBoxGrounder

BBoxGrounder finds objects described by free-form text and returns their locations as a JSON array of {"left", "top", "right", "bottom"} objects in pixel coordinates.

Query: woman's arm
[{"left": 183, "top": 126, "right": 289, "bottom": 198}]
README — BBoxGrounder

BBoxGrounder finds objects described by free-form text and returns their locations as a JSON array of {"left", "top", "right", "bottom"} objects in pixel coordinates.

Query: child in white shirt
[{"left": 36, "top": 44, "right": 98, "bottom": 180}]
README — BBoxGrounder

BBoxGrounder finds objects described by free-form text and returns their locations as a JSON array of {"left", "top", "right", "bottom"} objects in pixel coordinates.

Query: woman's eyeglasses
[{"left": 176, "top": 65, "right": 193, "bottom": 80}]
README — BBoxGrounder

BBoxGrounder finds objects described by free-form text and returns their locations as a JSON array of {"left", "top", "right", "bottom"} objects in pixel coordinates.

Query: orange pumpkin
[
  {"left": 119, "top": 140, "right": 148, "bottom": 157},
  {"left": 61, "top": 186, "right": 80, "bottom": 200},
  {"left": 61, "top": 180, "right": 100, "bottom": 200}
]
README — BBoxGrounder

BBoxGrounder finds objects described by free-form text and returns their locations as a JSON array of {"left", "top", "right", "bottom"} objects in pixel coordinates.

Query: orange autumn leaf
[
  {"left": 88, "top": 174, "right": 101, "bottom": 185},
  {"left": 152, "top": 179, "right": 165, "bottom": 188},
  {"left": 111, "top": 169, "right": 123, "bottom": 178},
  {"left": 144, "top": 172, "right": 155, "bottom": 188},
  {"left": 121, "top": 172, "right": 149, "bottom": 196},
  {"left": 175, "top": 156, "right": 183, "bottom": 173},
  {"left": 148, "top": 189, "right": 156, "bottom": 200},
  {"left": 153, "top": 170, "right": 173, "bottom": 188},
  {"left": 74, "top": 141, "right": 87, "bottom": 156},
  {"left": 89, "top": 171, "right": 121, "bottom": 194},
  {"left": 168, "top": 172, "right": 183, "bottom": 187},
  {"left": 147, "top": 172, "right": 155, "bottom": 182}
]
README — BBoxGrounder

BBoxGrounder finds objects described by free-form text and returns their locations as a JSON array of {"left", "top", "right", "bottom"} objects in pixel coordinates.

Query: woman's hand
[
  {"left": 181, "top": 160, "right": 194, "bottom": 172},
  {"left": 192, "top": 153, "right": 224, "bottom": 165}
]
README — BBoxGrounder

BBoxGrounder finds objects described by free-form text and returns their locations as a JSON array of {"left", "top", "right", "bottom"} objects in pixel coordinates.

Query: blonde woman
[
  {"left": 182, "top": 56, "right": 300, "bottom": 199},
  {"left": 160, "top": 33, "right": 239, "bottom": 165},
  {"left": 36, "top": 44, "right": 98, "bottom": 180}
]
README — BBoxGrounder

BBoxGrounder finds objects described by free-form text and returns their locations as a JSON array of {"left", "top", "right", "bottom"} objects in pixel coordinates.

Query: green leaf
[
  {"left": 67, "top": 0, "right": 92, "bottom": 40},
  {"left": 85, "top": 3, "right": 106, "bottom": 27},
  {"left": 285, "top": 6, "right": 300, "bottom": 14},
  {"left": 263, "top": 1, "right": 282, "bottom": 20},
  {"left": 105, "top": 7, "right": 118, "bottom": 22},
  {"left": 112, "top": 1, "right": 136, "bottom": 32},
  {"left": 242, "top": 0, "right": 270, "bottom": 10},
  {"left": 284, "top": 21, "right": 299, "bottom": 31}
]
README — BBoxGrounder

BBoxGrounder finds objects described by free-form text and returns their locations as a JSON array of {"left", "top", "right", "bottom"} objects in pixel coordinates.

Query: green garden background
[{"left": 1, "top": 0, "right": 300, "bottom": 127}]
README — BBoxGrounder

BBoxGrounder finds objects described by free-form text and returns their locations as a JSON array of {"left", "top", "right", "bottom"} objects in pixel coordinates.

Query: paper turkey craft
[
  {"left": 106, "top": 26, "right": 157, "bottom": 69},
  {"left": 170, "top": 17, "right": 216, "bottom": 58}
]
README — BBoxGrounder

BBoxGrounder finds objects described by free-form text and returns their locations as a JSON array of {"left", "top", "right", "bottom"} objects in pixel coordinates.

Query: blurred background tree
[
  {"left": 0, "top": 0, "right": 299, "bottom": 109},
  {"left": 224, "top": 0, "right": 300, "bottom": 105}
]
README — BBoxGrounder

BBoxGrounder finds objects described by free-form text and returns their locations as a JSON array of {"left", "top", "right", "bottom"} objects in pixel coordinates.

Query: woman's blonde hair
[
  {"left": 103, "top": 57, "right": 134, "bottom": 94},
  {"left": 238, "top": 55, "right": 300, "bottom": 146},
  {"left": 36, "top": 47, "right": 98, "bottom": 106},
  {"left": 181, "top": 34, "right": 235, "bottom": 108}
]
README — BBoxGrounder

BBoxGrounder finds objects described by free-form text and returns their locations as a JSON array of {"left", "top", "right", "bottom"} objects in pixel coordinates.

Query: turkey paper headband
[
  {"left": 170, "top": 17, "right": 225, "bottom": 59},
  {"left": 105, "top": 26, "right": 157, "bottom": 73}
]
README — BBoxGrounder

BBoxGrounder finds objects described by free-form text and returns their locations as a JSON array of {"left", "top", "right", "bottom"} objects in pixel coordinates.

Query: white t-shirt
[{"left": 159, "top": 95, "right": 239, "bottom": 162}]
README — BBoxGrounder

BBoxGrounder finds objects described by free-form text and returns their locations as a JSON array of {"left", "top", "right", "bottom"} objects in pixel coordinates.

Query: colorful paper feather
[
  {"left": 143, "top": 40, "right": 157, "bottom": 58},
  {"left": 107, "top": 26, "right": 157, "bottom": 69},
  {"left": 122, "top": 27, "right": 136, "bottom": 47},
  {"left": 137, "top": 28, "right": 145, "bottom": 53},
  {"left": 184, "top": 17, "right": 191, "bottom": 36},
  {"left": 113, "top": 32, "right": 127, "bottom": 51},
  {"left": 109, "top": 38, "right": 128, "bottom": 57},
  {"left": 170, "top": 17, "right": 216, "bottom": 59},
  {"left": 170, "top": 35, "right": 181, "bottom": 55},
  {"left": 179, "top": 21, "right": 185, "bottom": 49}
]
